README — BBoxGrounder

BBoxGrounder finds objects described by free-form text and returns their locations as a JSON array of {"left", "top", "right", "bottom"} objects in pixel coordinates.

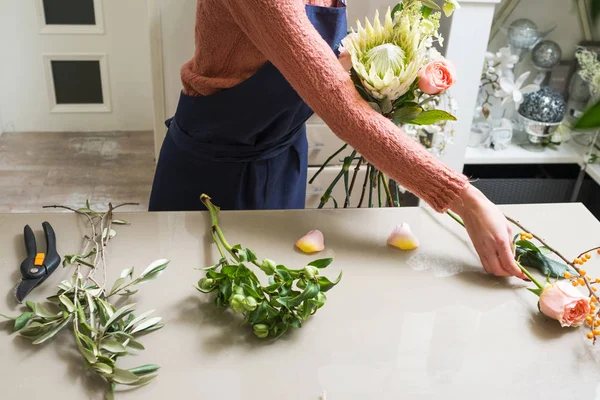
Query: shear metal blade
[{"left": 13, "top": 278, "right": 42, "bottom": 304}]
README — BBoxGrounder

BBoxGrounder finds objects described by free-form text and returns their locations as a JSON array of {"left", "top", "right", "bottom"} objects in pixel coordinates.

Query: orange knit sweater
[{"left": 180, "top": 0, "right": 469, "bottom": 212}]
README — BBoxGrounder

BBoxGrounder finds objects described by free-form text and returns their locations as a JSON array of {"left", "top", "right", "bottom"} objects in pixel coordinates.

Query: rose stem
[
  {"left": 347, "top": 157, "right": 364, "bottom": 203},
  {"left": 381, "top": 173, "right": 394, "bottom": 207},
  {"left": 318, "top": 151, "right": 357, "bottom": 209},
  {"left": 516, "top": 260, "right": 544, "bottom": 290},
  {"left": 343, "top": 168, "right": 350, "bottom": 208},
  {"left": 368, "top": 167, "right": 376, "bottom": 208},
  {"left": 393, "top": 180, "right": 401, "bottom": 207},
  {"left": 309, "top": 144, "right": 348, "bottom": 184},
  {"left": 377, "top": 171, "right": 383, "bottom": 207},
  {"left": 358, "top": 162, "right": 370, "bottom": 208}
]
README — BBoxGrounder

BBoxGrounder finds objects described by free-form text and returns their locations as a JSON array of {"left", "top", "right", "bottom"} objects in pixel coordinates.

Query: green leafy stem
[
  {"left": 1, "top": 203, "right": 169, "bottom": 400},
  {"left": 197, "top": 194, "right": 342, "bottom": 339}
]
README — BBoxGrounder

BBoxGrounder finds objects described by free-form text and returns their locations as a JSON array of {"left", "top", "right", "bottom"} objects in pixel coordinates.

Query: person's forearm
[{"left": 223, "top": 0, "right": 469, "bottom": 211}]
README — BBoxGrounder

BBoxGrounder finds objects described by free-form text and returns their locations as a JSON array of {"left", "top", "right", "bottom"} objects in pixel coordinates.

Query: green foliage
[
  {"left": 1, "top": 202, "right": 168, "bottom": 399},
  {"left": 198, "top": 195, "right": 342, "bottom": 339},
  {"left": 573, "top": 98, "right": 600, "bottom": 130},
  {"left": 513, "top": 238, "right": 575, "bottom": 279}
]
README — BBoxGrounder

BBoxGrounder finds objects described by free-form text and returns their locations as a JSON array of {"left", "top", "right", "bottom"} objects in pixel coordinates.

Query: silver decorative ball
[
  {"left": 531, "top": 40, "right": 562, "bottom": 70},
  {"left": 518, "top": 87, "right": 566, "bottom": 123},
  {"left": 508, "top": 19, "right": 539, "bottom": 50}
]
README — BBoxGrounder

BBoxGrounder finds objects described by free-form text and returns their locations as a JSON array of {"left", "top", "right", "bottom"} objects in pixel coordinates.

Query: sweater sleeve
[{"left": 221, "top": 0, "right": 469, "bottom": 212}]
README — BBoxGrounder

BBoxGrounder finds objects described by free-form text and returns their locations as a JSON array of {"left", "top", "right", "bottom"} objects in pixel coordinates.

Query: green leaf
[
  {"left": 94, "top": 363, "right": 113, "bottom": 375},
  {"left": 103, "top": 303, "right": 137, "bottom": 331},
  {"left": 368, "top": 102, "right": 382, "bottom": 113},
  {"left": 275, "top": 267, "right": 293, "bottom": 282},
  {"left": 245, "top": 249, "right": 257, "bottom": 263},
  {"left": 515, "top": 247, "right": 574, "bottom": 279},
  {"left": 573, "top": 98, "right": 600, "bottom": 130},
  {"left": 406, "top": 110, "right": 456, "bottom": 125},
  {"left": 112, "top": 219, "right": 129, "bottom": 225},
  {"left": 80, "top": 348, "right": 98, "bottom": 364},
  {"left": 111, "top": 368, "right": 140, "bottom": 385},
  {"left": 241, "top": 283, "right": 262, "bottom": 299},
  {"left": 127, "top": 373, "right": 158, "bottom": 386},
  {"left": 101, "top": 339, "right": 128, "bottom": 353},
  {"left": 516, "top": 240, "right": 540, "bottom": 253},
  {"left": 131, "top": 317, "right": 162, "bottom": 334},
  {"left": 26, "top": 301, "right": 36, "bottom": 312},
  {"left": 422, "top": 5, "right": 433, "bottom": 18},
  {"left": 392, "top": 106, "right": 423, "bottom": 123},
  {"left": 391, "top": 2, "right": 403, "bottom": 16},
  {"left": 109, "top": 277, "right": 126, "bottom": 296},
  {"left": 539, "top": 246, "right": 553, "bottom": 256},
  {"left": 308, "top": 258, "right": 334, "bottom": 269},
  {"left": 59, "top": 295, "right": 75, "bottom": 313},
  {"left": 13, "top": 312, "right": 33, "bottom": 332},
  {"left": 317, "top": 271, "right": 343, "bottom": 292},
  {"left": 249, "top": 301, "right": 268, "bottom": 325},
  {"left": 129, "top": 364, "right": 160, "bottom": 376},
  {"left": 421, "top": 0, "right": 440, "bottom": 10},
  {"left": 278, "top": 281, "right": 320, "bottom": 309},
  {"left": 381, "top": 98, "right": 393, "bottom": 114},
  {"left": 139, "top": 259, "right": 169, "bottom": 279},
  {"left": 118, "top": 289, "right": 139, "bottom": 297},
  {"left": 35, "top": 303, "right": 60, "bottom": 319},
  {"left": 298, "top": 303, "right": 312, "bottom": 320},
  {"left": 126, "top": 339, "right": 145, "bottom": 351},
  {"left": 32, "top": 316, "right": 71, "bottom": 344},
  {"left": 125, "top": 309, "right": 155, "bottom": 331}
]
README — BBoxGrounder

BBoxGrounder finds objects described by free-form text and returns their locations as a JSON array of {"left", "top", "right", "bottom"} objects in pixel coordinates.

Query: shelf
[
  {"left": 587, "top": 164, "right": 600, "bottom": 186},
  {"left": 465, "top": 140, "right": 586, "bottom": 165}
]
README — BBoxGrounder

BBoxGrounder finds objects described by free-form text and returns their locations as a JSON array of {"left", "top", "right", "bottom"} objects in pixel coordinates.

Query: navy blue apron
[{"left": 148, "top": 1, "right": 347, "bottom": 211}]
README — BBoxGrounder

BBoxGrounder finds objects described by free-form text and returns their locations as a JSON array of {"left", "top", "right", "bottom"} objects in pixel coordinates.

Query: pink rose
[
  {"left": 338, "top": 48, "right": 352, "bottom": 72},
  {"left": 417, "top": 58, "right": 456, "bottom": 95},
  {"left": 539, "top": 281, "right": 591, "bottom": 327}
]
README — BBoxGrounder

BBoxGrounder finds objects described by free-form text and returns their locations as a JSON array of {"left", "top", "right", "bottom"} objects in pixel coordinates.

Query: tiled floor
[{"left": 0, "top": 131, "right": 155, "bottom": 213}]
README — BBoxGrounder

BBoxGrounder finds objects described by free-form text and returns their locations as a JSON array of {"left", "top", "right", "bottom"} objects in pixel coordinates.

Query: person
[{"left": 148, "top": 0, "right": 527, "bottom": 280}]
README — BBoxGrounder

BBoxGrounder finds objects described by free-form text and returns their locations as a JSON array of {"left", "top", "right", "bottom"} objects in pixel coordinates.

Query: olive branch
[{"left": 1, "top": 202, "right": 170, "bottom": 399}]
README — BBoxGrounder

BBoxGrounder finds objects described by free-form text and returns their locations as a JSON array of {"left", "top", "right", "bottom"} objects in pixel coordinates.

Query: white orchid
[
  {"left": 485, "top": 47, "right": 519, "bottom": 79},
  {"left": 341, "top": 2, "right": 440, "bottom": 101},
  {"left": 494, "top": 71, "right": 539, "bottom": 107}
]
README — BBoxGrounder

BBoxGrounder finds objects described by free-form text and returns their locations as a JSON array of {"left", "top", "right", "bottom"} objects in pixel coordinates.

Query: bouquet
[{"left": 310, "top": 0, "right": 460, "bottom": 208}]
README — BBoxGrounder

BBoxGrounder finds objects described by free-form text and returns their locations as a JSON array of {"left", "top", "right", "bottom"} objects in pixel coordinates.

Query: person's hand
[{"left": 450, "top": 184, "right": 528, "bottom": 280}]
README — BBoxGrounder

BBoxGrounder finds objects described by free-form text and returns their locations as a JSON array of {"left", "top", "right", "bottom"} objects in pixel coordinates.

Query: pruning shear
[{"left": 13, "top": 222, "right": 61, "bottom": 303}]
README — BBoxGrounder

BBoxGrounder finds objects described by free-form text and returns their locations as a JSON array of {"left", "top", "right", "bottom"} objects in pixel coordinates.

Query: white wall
[{"left": 0, "top": 0, "right": 154, "bottom": 132}]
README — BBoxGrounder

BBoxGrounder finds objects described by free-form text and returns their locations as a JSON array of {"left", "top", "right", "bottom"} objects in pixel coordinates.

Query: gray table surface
[{"left": 1, "top": 204, "right": 600, "bottom": 399}]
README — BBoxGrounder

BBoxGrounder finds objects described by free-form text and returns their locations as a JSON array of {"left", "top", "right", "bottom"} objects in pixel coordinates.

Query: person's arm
[
  {"left": 222, "top": 0, "right": 467, "bottom": 213},
  {"left": 222, "top": 0, "right": 526, "bottom": 279}
]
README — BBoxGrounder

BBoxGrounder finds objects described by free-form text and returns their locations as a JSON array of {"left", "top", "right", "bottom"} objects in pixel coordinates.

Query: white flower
[
  {"left": 494, "top": 71, "right": 539, "bottom": 107},
  {"left": 485, "top": 47, "right": 518, "bottom": 79},
  {"left": 342, "top": 5, "right": 431, "bottom": 101}
]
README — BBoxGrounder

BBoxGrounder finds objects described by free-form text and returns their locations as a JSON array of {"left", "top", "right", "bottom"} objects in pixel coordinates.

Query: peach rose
[
  {"left": 539, "top": 281, "right": 591, "bottom": 327},
  {"left": 338, "top": 48, "right": 353, "bottom": 72},
  {"left": 417, "top": 58, "right": 456, "bottom": 95}
]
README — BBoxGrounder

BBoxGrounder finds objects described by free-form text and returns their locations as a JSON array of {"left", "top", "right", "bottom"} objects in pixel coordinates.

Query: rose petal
[
  {"left": 295, "top": 230, "right": 325, "bottom": 254},
  {"left": 387, "top": 223, "right": 419, "bottom": 250}
]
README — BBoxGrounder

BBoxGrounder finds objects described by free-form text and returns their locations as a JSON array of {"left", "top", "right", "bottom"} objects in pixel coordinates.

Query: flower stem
[
  {"left": 318, "top": 151, "right": 357, "bottom": 209},
  {"left": 516, "top": 261, "right": 544, "bottom": 289},
  {"left": 358, "top": 163, "right": 370, "bottom": 208},
  {"left": 377, "top": 171, "right": 383, "bottom": 208},
  {"left": 309, "top": 144, "right": 348, "bottom": 184},
  {"left": 446, "top": 210, "right": 465, "bottom": 227},
  {"left": 381, "top": 173, "right": 393, "bottom": 207}
]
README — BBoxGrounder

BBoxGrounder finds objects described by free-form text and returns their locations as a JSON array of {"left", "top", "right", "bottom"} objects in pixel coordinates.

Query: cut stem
[
  {"left": 309, "top": 144, "right": 348, "bottom": 184},
  {"left": 381, "top": 173, "right": 393, "bottom": 207},
  {"left": 516, "top": 261, "right": 544, "bottom": 290},
  {"left": 358, "top": 163, "right": 370, "bottom": 208}
]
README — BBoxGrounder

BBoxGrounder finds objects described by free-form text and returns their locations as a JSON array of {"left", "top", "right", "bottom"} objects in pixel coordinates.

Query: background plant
[
  {"left": 1, "top": 202, "right": 169, "bottom": 400},
  {"left": 196, "top": 195, "right": 342, "bottom": 339}
]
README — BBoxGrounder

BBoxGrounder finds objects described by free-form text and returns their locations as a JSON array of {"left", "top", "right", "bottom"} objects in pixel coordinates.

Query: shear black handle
[
  {"left": 42, "top": 221, "right": 61, "bottom": 274},
  {"left": 20, "top": 225, "right": 44, "bottom": 279}
]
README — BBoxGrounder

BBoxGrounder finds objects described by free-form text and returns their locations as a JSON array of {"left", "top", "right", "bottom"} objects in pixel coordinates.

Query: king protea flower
[{"left": 340, "top": 2, "right": 434, "bottom": 101}]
